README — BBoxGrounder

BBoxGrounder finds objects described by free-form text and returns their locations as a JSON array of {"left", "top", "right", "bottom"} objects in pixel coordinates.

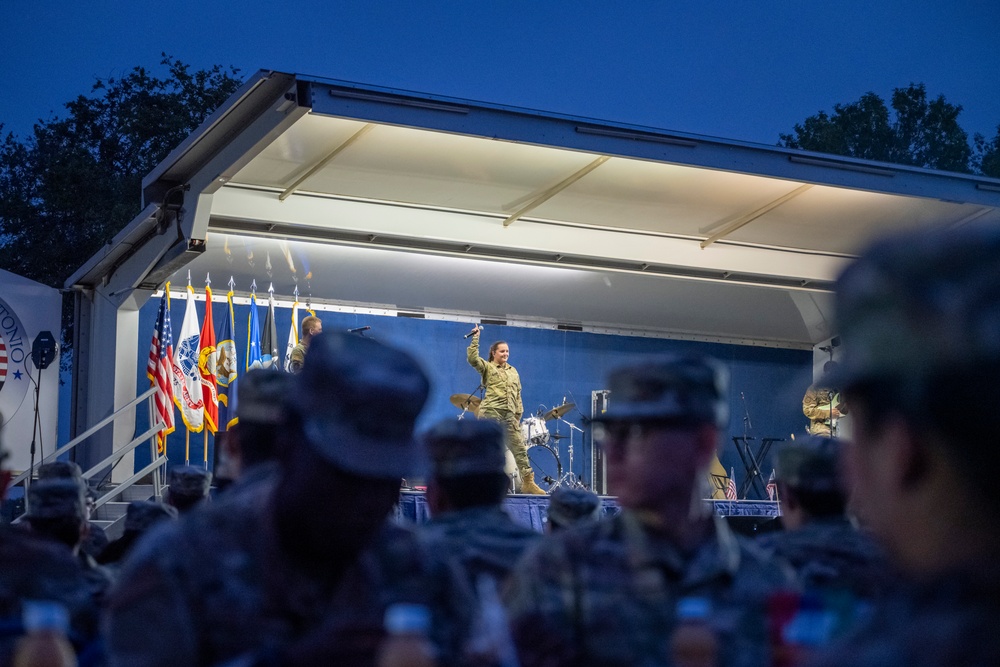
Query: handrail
[
  {"left": 94, "top": 456, "right": 168, "bottom": 509},
  {"left": 9, "top": 386, "right": 158, "bottom": 486},
  {"left": 82, "top": 422, "right": 164, "bottom": 482},
  {"left": 11, "top": 385, "right": 169, "bottom": 524}
]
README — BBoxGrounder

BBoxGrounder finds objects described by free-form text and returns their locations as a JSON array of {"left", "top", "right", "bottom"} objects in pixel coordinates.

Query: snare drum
[{"left": 520, "top": 416, "right": 549, "bottom": 447}]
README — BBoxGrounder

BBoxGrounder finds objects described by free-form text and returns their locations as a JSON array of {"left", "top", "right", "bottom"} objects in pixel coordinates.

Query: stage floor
[{"left": 397, "top": 490, "right": 780, "bottom": 533}]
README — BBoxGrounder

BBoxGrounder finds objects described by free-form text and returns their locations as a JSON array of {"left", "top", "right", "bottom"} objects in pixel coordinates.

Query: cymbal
[
  {"left": 450, "top": 393, "right": 481, "bottom": 413},
  {"left": 542, "top": 402, "right": 575, "bottom": 421}
]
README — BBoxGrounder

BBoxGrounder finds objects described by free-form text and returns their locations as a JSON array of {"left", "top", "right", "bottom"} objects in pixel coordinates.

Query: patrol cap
[
  {"left": 547, "top": 487, "right": 603, "bottom": 528},
  {"left": 124, "top": 500, "right": 178, "bottom": 532},
  {"left": 37, "top": 461, "right": 84, "bottom": 481},
  {"left": 237, "top": 369, "right": 292, "bottom": 425},
  {"left": 25, "top": 478, "right": 87, "bottom": 521},
  {"left": 293, "top": 332, "right": 431, "bottom": 479},
  {"left": 422, "top": 418, "right": 506, "bottom": 478},
  {"left": 595, "top": 355, "right": 729, "bottom": 428},
  {"left": 828, "top": 225, "right": 1000, "bottom": 391},
  {"left": 167, "top": 465, "right": 212, "bottom": 499},
  {"left": 774, "top": 435, "right": 841, "bottom": 493}
]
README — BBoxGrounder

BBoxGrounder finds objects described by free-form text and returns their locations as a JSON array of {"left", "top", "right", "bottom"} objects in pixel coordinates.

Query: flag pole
[
  {"left": 185, "top": 430, "right": 190, "bottom": 466},
  {"left": 204, "top": 430, "right": 209, "bottom": 470}
]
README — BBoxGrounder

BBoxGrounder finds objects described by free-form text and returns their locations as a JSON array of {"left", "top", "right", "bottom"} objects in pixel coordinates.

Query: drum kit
[{"left": 448, "top": 392, "right": 586, "bottom": 491}]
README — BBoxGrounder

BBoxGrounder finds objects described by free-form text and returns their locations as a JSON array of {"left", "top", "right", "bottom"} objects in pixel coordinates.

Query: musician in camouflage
[
  {"left": 809, "top": 225, "right": 1000, "bottom": 666},
  {"left": 504, "top": 355, "right": 794, "bottom": 667},
  {"left": 105, "top": 332, "right": 471, "bottom": 667},
  {"left": 0, "top": 419, "right": 101, "bottom": 662},
  {"left": 466, "top": 328, "right": 544, "bottom": 494}
]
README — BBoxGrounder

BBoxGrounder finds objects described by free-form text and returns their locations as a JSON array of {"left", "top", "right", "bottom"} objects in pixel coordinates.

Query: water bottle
[
  {"left": 670, "top": 596, "right": 717, "bottom": 667},
  {"left": 13, "top": 601, "right": 77, "bottom": 667},
  {"left": 376, "top": 603, "right": 437, "bottom": 667}
]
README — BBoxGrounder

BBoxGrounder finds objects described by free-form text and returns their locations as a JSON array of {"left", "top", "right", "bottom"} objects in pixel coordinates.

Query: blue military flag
[
  {"left": 216, "top": 289, "right": 239, "bottom": 430},
  {"left": 247, "top": 291, "right": 263, "bottom": 371}
]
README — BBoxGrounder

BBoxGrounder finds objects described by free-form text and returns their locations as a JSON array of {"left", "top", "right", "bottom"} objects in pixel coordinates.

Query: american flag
[
  {"left": 766, "top": 468, "right": 778, "bottom": 501},
  {"left": 726, "top": 467, "right": 738, "bottom": 500},
  {"left": 147, "top": 292, "right": 176, "bottom": 453}
]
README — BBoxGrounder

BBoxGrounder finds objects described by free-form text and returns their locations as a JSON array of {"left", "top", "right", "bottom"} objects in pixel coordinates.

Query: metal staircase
[{"left": 9, "top": 386, "right": 167, "bottom": 538}]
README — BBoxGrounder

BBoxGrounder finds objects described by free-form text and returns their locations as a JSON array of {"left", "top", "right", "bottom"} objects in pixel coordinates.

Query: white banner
[{"left": 0, "top": 269, "right": 61, "bottom": 472}]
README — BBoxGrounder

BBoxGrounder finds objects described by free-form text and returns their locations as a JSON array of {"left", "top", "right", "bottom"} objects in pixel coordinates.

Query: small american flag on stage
[
  {"left": 726, "top": 467, "right": 738, "bottom": 500},
  {"left": 147, "top": 291, "right": 176, "bottom": 453},
  {"left": 766, "top": 468, "right": 778, "bottom": 501}
]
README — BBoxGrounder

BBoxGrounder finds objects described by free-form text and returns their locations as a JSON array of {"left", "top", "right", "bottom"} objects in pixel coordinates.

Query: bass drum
[{"left": 520, "top": 416, "right": 550, "bottom": 447}]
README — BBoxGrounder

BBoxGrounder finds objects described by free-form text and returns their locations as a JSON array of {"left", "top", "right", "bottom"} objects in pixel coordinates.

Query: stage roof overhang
[{"left": 68, "top": 70, "right": 1000, "bottom": 349}]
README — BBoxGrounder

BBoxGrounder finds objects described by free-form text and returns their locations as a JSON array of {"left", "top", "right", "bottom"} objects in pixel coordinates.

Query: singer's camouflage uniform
[
  {"left": 504, "top": 510, "right": 793, "bottom": 667},
  {"left": 466, "top": 335, "right": 529, "bottom": 474},
  {"left": 801, "top": 386, "right": 843, "bottom": 436}
]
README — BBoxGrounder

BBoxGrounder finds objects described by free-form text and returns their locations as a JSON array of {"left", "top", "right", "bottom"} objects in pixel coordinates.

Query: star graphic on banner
[{"left": 12, "top": 370, "right": 22, "bottom": 380}]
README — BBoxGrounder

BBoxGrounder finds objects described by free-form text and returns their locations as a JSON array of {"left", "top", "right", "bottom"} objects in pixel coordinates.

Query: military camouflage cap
[
  {"left": 829, "top": 225, "right": 1000, "bottom": 390},
  {"left": 237, "top": 369, "right": 292, "bottom": 425},
  {"left": 26, "top": 478, "right": 87, "bottom": 521},
  {"left": 774, "top": 435, "right": 841, "bottom": 493},
  {"left": 167, "top": 465, "right": 212, "bottom": 498},
  {"left": 595, "top": 355, "right": 729, "bottom": 428},
  {"left": 37, "top": 461, "right": 84, "bottom": 481},
  {"left": 124, "top": 500, "right": 178, "bottom": 532},
  {"left": 422, "top": 418, "right": 506, "bottom": 478},
  {"left": 547, "top": 487, "right": 603, "bottom": 528},
  {"left": 293, "top": 332, "right": 431, "bottom": 479}
]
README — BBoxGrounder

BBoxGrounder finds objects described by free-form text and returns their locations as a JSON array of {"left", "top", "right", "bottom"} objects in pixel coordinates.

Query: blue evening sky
[{"left": 1, "top": 1, "right": 999, "bottom": 147}]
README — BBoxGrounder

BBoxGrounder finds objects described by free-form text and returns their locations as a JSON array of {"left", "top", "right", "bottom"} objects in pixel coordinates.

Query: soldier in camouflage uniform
[
  {"left": 0, "top": 424, "right": 101, "bottom": 662},
  {"left": 419, "top": 418, "right": 541, "bottom": 591},
  {"left": 105, "top": 332, "right": 471, "bottom": 667},
  {"left": 466, "top": 328, "right": 545, "bottom": 494},
  {"left": 801, "top": 385, "right": 845, "bottom": 436},
  {"left": 756, "top": 435, "right": 889, "bottom": 601},
  {"left": 36, "top": 460, "right": 108, "bottom": 559},
  {"left": 545, "top": 487, "right": 603, "bottom": 533},
  {"left": 504, "top": 356, "right": 794, "bottom": 667},
  {"left": 807, "top": 225, "right": 1000, "bottom": 666},
  {"left": 164, "top": 464, "right": 212, "bottom": 514}
]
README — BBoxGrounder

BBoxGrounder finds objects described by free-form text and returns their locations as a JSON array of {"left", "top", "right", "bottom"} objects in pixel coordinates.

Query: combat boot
[{"left": 520, "top": 469, "right": 547, "bottom": 495}]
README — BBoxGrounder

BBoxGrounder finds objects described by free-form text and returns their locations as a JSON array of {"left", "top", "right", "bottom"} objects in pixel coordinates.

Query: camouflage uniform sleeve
[
  {"left": 802, "top": 387, "right": 843, "bottom": 421},
  {"left": 104, "top": 526, "right": 201, "bottom": 667},
  {"left": 288, "top": 343, "right": 306, "bottom": 374},
  {"left": 467, "top": 336, "right": 487, "bottom": 375},
  {"left": 503, "top": 539, "right": 581, "bottom": 667}
]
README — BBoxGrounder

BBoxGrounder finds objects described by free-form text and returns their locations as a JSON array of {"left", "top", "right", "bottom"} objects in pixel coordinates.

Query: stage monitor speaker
[{"left": 31, "top": 331, "right": 58, "bottom": 370}]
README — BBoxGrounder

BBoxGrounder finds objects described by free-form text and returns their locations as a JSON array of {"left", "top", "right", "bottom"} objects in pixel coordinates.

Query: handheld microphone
[
  {"left": 348, "top": 326, "right": 371, "bottom": 333},
  {"left": 463, "top": 326, "right": 483, "bottom": 339}
]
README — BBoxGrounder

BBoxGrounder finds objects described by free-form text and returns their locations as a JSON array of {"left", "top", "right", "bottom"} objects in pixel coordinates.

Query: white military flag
[{"left": 171, "top": 284, "right": 205, "bottom": 432}]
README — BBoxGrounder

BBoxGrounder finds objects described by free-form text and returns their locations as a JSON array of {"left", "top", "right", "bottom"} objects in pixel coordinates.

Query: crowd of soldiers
[{"left": 2, "top": 223, "right": 998, "bottom": 666}]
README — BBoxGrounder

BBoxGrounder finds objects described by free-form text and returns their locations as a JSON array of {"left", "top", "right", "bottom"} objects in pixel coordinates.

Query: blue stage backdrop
[{"left": 132, "top": 295, "right": 814, "bottom": 491}]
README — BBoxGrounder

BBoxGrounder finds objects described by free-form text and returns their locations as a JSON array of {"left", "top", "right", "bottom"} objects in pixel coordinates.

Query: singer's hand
[{"left": 470, "top": 326, "right": 481, "bottom": 338}]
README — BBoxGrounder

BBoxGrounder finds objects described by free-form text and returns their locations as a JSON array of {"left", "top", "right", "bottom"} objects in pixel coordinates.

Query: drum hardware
[
  {"left": 450, "top": 391, "right": 482, "bottom": 419},
  {"left": 549, "top": 416, "right": 586, "bottom": 490}
]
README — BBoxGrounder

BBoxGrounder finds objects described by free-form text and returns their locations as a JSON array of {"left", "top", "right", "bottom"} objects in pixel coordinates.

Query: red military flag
[
  {"left": 146, "top": 291, "right": 176, "bottom": 453},
  {"left": 199, "top": 285, "right": 219, "bottom": 434}
]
